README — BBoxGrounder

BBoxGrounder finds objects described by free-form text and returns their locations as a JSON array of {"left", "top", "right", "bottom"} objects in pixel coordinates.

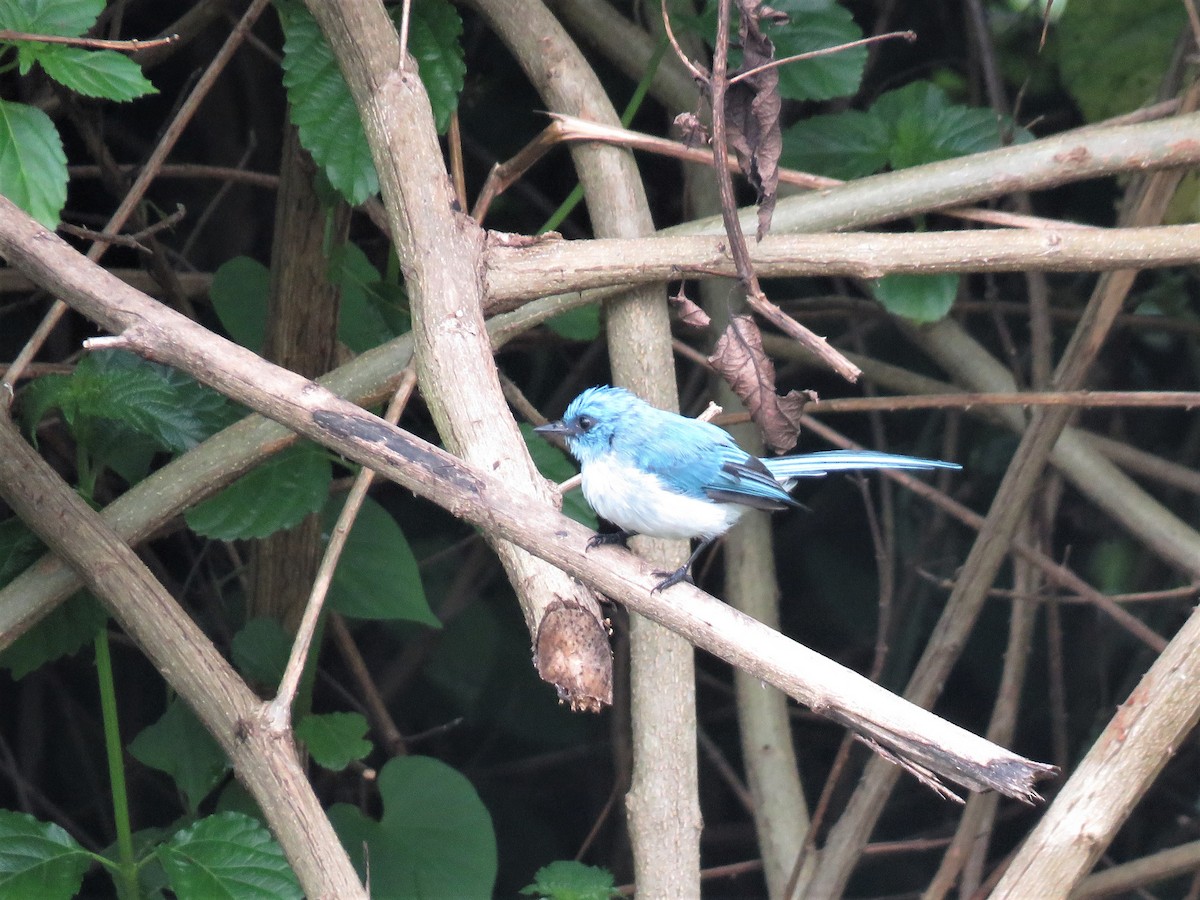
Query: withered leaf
[
  {"left": 708, "top": 314, "right": 816, "bottom": 453},
  {"left": 673, "top": 112, "right": 709, "bottom": 148},
  {"left": 726, "top": 0, "right": 785, "bottom": 240},
  {"left": 669, "top": 286, "right": 712, "bottom": 328}
]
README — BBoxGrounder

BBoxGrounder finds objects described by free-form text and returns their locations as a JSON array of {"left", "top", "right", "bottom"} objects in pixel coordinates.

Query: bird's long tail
[{"left": 762, "top": 449, "right": 961, "bottom": 480}]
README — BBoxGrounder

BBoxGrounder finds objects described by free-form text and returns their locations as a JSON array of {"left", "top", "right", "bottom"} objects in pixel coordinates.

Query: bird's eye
[{"left": 577, "top": 415, "right": 594, "bottom": 432}]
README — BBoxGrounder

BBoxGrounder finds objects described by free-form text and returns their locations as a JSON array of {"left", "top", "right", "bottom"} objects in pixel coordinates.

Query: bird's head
[{"left": 534, "top": 385, "right": 641, "bottom": 463}]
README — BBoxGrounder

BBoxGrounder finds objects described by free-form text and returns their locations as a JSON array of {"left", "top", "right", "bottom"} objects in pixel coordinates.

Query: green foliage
[
  {"left": 156, "top": 813, "right": 301, "bottom": 900},
  {"left": 870, "top": 272, "right": 959, "bottom": 323},
  {"left": 691, "top": 0, "right": 866, "bottom": 101},
  {"left": 521, "top": 423, "right": 597, "bottom": 528},
  {"left": 521, "top": 861, "right": 619, "bottom": 900},
  {"left": 328, "top": 756, "right": 497, "bottom": 898},
  {"left": 783, "top": 81, "right": 1019, "bottom": 179},
  {"left": 295, "top": 711, "right": 373, "bottom": 771},
  {"left": 20, "top": 350, "right": 231, "bottom": 457},
  {"left": 545, "top": 305, "right": 600, "bottom": 342},
  {"left": 211, "top": 250, "right": 408, "bottom": 355},
  {"left": 231, "top": 618, "right": 293, "bottom": 691},
  {"left": 129, "top": 699, "right": 230, "bottom": 815},
  {"left": 325, "top": 495, "right": 439, "bottom": 625},
  {"left": 0, "top": 515, "right": 43, "bottom": 587},
  {"left": 1057, "top": 0, "right": 1183, "bottom": 122},
  {"left": 0, "top": 809, "right": 96, "bottom": 899},
  {"left": 185, "top": 442, "right": 332, "bottom": 541},
  {"left": 0, "top": 592, "right": 107, "bottom": 679},
  {"left": 278, "top": 0, "right": 465, "bottom": 206},
  {"left": 0, "top": 99, "right": 66, "bottom": 228},
  {"left": 210, "top": 256, "right": 271, "bottom": 352},
  {"left": 0, "top": 0, "right": 155, "bottom": 226}
]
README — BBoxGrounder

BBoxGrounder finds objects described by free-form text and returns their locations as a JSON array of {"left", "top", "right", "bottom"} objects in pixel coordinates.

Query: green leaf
[
  {"left": 211, "top": 256, "right": 270, "bottom": 352},
  {"left": 0, "top": 809, "right": 94, "bottom": 899},
  {"left": 326, "top": 495, "right": 439, "bottom": 625},
  {"left": 230, "top": 618, "right": 293, "bottom": 691},
  {"left": 0, "top": 591, "right": 107, "bottom": 679},
  {"left": 521, "top": 423, "right": 596, "bottom": 529},
  {"left": 0, "top": 0, "right": 103, "bottom": 36},
  {"left": 397, "top": 0, "right": 465, "bottom": 132},
  {"left": 766, "top": 3, "right": 865, "bottom": 102},
  {"left": 186, "top": 442, "right": 332, "bottom": 540},
  {"left": 32, "top": 46, "right": 156, "bottom": 101},
  {"left": 278, "top": 1, "right": 378, "bottom": 205},
  {"left": 0, "top": 98, "right": 66, "bottom": 227},
  {"left": 0, "top": 515, "right": 44, "bottom": 588},
  {"left": 870, "top": 273, "right": 958, "bottom": 323},
  {"left": 1058, "top": 0, "right": 1183, "bottom": 122},
  {"left": 295, "top": 711, "right": 373, "bottom": 771},
  {"left": 328, "top": 243, "right": 399, "bottom": 352},
  {"left": 129, "top": 699, "right": 230, "bottom": 814},
  {"left": 521, "top": 861, "right": 619, "bottom": 900},
  {"left": 158, "top": 812, "right": 301, "bottom": 900},
  {"left": 780, "top": 108, "right": 889, "bottom": 179},
  {"left": 328, "top": 756, "right": 497, "bottom": 899},
  {"left": 544, "top": 305, "right": 599, "bottom": 341},
  {"left": 872, "top": 82, "right": 1008, "bottom": 170}
]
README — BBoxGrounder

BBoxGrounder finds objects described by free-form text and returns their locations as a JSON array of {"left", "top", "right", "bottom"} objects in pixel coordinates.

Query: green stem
[
  {"left": 538, "top": 34, "right": 669, "bottom": 235},
  {"left": 94, "top": 627, "right": 138, "bottom": 900}
]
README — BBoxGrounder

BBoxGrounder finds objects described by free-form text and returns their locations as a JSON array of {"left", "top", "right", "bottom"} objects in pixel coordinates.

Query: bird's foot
[
  {"left": 651, "top": 565, "right": 694, "bottom": 593},
  {"left": 587, "top": 529, "right": 633, "bottom": 551}
]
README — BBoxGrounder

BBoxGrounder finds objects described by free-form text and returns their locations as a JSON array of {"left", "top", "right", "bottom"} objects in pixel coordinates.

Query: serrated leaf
[
  {"left": 872, "top": 82, "right": 1006, "bottom": 169},
  {"left": 33, "top": 45, "right": 155, "bottom": 100},
  {"left": 871, "top": 273, "right": 958, "bottom": 323},
  {"left": 129, "top": 699, "right": 230, "bottom": 814},
  {"left": 521, "top": 860, "right": 619, "bottom": 900},
  {"left": 68, "top": 350, "right": 230, "bottom": 453},
  {"left": 766, "top": 3, "right": 865, "bottom": 102},
  {"left": 295, "top": 712, "right": 373, "bottom": 771},
  {"left": 521, "top": 423, "right": 596, "bottom": 529},
  {"left": 230, "top": 618, "right": 293, "bottom": 690},
  {"left": 0, "top": 0, "right": 103, "bottom": 36},
  {"left": 0, "top": 98, "right": 66, "bottom": 227},
  {"left": 781, "top": 108, "right": 889, "bottom": 179},
  {"left": 186, "top": 442, "right": 332, "bottom": 540},
  {"left": 158, "top": 812, "right": 301, "bottom": 900},
  {"left": 397, "top": 0, "right": 465, "bottom": 132},
  {"left": 0, "top": 809, "right": 94, "bottom": 899},
  {"left": 210, "top": 256, "right": 270, "bottom": 352},
  {"left": 279, "top": 2, "right": 378, "bottom": 205},
  {"left": 0, "top": 591, "right": 107, "bottom": 679},
  {"left": 328, "top": 756, "right": 496, "bottom": 898},
  {"left": 326, "top": 495, "right": 438, "bottom": 625}
]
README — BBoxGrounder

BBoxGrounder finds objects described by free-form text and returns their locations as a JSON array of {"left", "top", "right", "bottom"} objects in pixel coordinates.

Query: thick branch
[{"left": 484, "top": 225, "right": 1200, "bottom": 304}]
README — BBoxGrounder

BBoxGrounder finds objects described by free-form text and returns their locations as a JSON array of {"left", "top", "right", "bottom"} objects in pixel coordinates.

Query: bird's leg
[
  {"left": 652, "top": 538, "right": 715, "bottom": 592},
  {"left": 587, "top": 528, "right": 636, "bottom": 550}
]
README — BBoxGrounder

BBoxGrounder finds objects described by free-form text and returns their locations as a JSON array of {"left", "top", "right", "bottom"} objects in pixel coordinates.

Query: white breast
[{"left": 580, "top": 456, "right": 744, "bottom": 541}]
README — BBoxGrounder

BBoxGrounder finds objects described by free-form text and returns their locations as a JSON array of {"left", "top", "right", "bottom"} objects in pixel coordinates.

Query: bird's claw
[
  {"left": 587, "top": 530, "right": 632, "bottom": 551},
  {"left": 651, "top": 566, "right": 693, "bottom": 592}
]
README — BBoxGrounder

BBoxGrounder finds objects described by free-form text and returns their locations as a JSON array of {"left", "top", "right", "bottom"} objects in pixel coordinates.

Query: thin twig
[
  {"left": 729, "top": 31, "right": 916, "bottom": 86},
  {"left": 267, "top": 368, "right": 418, "bottom": 727},
  {"left": 0, "top": 29, "right": 177, "bottom": 51}
]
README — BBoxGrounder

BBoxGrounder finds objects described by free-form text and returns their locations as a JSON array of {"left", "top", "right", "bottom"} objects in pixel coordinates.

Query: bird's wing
[
  {"left": 627, "top": 417, "right": 796, "bottom": 509},
  {"left": 762, "top": 449, "right": 961, "bottom": 480}
]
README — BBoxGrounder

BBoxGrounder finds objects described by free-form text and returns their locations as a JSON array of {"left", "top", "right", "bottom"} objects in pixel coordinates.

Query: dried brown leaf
[
  {"left": 708, "top": 314, "right": 816, "bottom": 452},
  {"left": 669, "top": 286, "right": 712, "bottom": 328},
  {"left": 726, "top": 0, "right": 784, "bottom": 239}
]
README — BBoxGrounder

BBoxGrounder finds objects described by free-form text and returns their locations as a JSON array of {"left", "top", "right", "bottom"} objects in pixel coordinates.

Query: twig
[
  {"left": 0, "top": 29, "right": 177, "bottom": 51},
  {"left": 267, "top": 369, "right": 418, "bottom": 727},
  {"left": 728, "top": 31, "right": 915, "bottom": 86}
]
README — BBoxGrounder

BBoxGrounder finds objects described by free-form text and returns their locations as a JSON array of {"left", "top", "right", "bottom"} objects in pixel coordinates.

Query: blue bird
[{"left": 535, "top": 385, "right": 961, "bottom": 591}]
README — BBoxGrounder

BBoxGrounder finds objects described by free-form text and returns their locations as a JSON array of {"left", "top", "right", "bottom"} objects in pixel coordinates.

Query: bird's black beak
[{"left": 534, "top": 420, "right": 580, "bottom": 438}]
